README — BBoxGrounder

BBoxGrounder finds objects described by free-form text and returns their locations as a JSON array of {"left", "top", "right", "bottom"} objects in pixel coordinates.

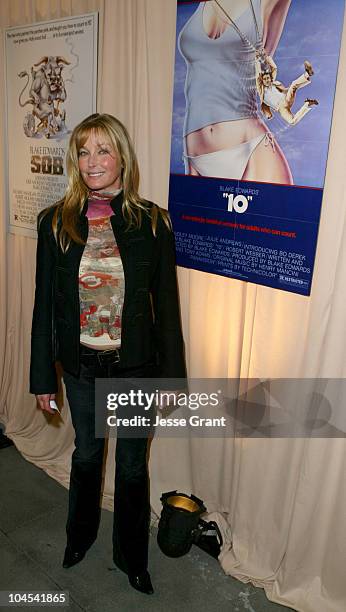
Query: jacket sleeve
[
  {"left": 151, "top": 212, "right": 187, "bottom": 380},
  {"left": 30, "top": 211, "right": 58, "bottom": 395}
]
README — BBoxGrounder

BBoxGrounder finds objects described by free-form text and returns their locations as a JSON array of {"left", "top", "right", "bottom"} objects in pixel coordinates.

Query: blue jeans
[{"left": 63, "top": 345, "right": 153, "bottom": 575}]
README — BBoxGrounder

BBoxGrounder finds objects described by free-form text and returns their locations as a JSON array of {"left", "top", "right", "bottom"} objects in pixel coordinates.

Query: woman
[
  {"left": 30, "top": 113, "right": 186, "bottom": 595},
  {"left": 178, "top": 0, "right": 293, "bottom": 184}
]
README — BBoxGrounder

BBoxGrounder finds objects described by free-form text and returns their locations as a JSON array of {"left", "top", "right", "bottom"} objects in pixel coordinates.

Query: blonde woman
[
  {"left": 179, "top": 0, "right": 294, "bottom": 183},
  {"left": 30, "top": 113, "right": 186, "bottom": 595}
]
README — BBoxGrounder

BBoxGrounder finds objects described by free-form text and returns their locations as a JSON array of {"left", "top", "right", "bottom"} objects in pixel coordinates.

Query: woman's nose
[{"left": 88, "top": 151, "right": 98, "bottom": 166}]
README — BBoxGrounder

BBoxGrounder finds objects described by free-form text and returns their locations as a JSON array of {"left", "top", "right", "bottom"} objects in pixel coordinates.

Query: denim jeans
[{"left": 63, "top": 345, "right": 153, "bottom": 575}]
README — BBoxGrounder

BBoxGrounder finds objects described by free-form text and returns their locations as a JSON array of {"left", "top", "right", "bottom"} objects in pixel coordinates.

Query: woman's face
[{"left": 78, "top": 130, "right": 122, "bottom": 192}]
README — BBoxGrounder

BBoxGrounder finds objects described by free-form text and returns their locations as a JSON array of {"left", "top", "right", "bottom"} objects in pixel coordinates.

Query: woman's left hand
[{"left": 36, "top": 393, "right": 57, "bottom": 414}]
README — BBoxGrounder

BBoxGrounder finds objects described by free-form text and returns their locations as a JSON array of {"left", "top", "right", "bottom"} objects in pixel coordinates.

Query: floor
[{"left": 0, "top": 444, "right": 294, "bottom": 612}]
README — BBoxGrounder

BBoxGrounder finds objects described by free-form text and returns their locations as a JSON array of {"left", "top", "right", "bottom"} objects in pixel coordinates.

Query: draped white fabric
[{"left": 1, "top": 1, "right": 345, "bottom": 611}]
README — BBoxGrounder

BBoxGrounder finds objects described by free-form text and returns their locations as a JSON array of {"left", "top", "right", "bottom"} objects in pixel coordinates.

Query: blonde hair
[{"left": 51, "top": 113, "right": 169, "bottom": 251}]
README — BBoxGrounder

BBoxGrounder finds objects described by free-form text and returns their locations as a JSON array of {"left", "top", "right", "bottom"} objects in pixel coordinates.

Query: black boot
[
  {"left": 128, "top": 570, "right": 154, "bottom": 595},
  {"left": 62, "top": 546, "right": 86, "bottom": 569}
]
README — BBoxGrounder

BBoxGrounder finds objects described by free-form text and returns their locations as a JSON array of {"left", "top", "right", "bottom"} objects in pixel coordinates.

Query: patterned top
[{"left": 79, "top": 192, "right": 125, "bottom": 349}]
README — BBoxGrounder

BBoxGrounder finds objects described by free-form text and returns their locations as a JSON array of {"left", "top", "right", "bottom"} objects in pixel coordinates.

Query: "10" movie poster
[{"left": 169, "top": 0, "right": 345, "bottom": 295}]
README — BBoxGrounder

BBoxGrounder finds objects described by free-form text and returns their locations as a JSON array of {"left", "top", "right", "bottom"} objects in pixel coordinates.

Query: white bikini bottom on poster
[{"left": 184, "top": 132, "right": 274, "bottom": 179}]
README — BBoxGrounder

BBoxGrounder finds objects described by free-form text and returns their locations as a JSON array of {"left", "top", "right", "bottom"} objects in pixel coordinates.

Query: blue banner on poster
[{"left": 169, "top": 0, "right": 345, "bottom": 295}]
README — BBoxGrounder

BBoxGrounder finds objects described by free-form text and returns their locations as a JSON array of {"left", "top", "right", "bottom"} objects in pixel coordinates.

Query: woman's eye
[
  {"left": 78, "top": 150, "right": 87, "bottom": 157},
  {"left": 99, "top": 149, "right": 109, "bottom": 155}
]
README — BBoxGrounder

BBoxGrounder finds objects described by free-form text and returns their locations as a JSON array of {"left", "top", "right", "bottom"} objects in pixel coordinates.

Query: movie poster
[
  {"left": 5, "top": 13, "right": 98, "bottom": 237},
  {"left": 169, "top": 0, "right": 345, "bottom": 295}
]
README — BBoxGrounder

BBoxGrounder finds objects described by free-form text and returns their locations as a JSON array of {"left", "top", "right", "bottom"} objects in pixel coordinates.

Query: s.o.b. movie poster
[
  {"left": 169, "top": 0, "right": 345, "bottom": 295},
  {"left": 5, "top": 13, "right": 98, "bottom": 238}
]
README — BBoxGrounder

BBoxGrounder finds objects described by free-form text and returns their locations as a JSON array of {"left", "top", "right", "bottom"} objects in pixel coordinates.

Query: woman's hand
[{"left": 36, "top": 394, "right": 57, "bottom": 414}]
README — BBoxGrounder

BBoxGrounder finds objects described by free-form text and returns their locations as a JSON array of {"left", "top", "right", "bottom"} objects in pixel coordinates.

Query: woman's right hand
[{"left": 36, "top": 394, "right": 57, "bottom": 414}]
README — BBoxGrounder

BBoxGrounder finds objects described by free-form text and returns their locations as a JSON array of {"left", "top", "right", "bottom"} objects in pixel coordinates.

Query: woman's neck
[{"left": 88, "top": 188, "right": 122, "bottom": 201}]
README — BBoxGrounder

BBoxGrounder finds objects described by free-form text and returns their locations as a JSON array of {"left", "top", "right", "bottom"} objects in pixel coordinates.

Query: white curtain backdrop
[{"left": 1, "top": 1, "right": 345, "bottom": 611}]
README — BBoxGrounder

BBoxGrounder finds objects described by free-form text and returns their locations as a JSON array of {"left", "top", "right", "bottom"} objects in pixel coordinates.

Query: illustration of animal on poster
[
  {"left": 169, "top": 0, "right": 345, "bottom": 295},
  {"left": 5, "top": 13, "right": 98, "bottom": 237}
]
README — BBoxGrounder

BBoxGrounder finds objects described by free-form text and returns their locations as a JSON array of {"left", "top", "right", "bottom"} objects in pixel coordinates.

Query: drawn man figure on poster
[{"left": 256, "top": 52, "right": 318, "bottom": 125}]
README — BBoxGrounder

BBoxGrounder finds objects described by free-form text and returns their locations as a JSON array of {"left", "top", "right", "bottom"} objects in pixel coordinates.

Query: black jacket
[{"left": 30, "top": 192, "right": 186, "bottom": 395}]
